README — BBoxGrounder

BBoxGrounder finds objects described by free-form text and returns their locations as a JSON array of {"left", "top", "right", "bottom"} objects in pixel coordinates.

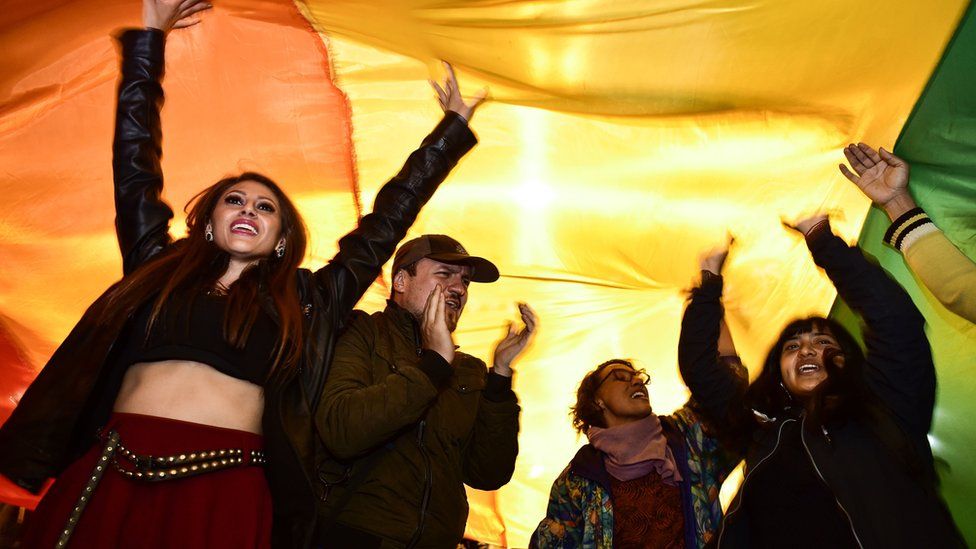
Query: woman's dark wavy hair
[
  {"left": 570, "top": 359, "right": 634, "bottom": 434},
  {"left": 97, "top": 172, "right": 308, "bottom": 381},
  {"left": 745, "top": 316, "right": 870, "bottom": 428}
]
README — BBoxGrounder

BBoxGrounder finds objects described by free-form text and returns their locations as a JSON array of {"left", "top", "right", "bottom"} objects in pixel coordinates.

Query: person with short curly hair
[{"left": 531, "top": 352, "right": 743, "bottom": 549}]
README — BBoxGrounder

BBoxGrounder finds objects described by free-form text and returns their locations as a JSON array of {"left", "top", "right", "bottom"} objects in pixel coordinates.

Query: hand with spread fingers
[
  {"left": 144, "top": 0, "right": 213, "bottom": 33},
  {"left": 421, "top": 285, "right": 456, "bottom": 364},
  {"left": 839, "top": 143, "right": 918, "bottom": 220},
  {"left": 492, "top": 303, "right": 538, "bottom": 377},
  {"left": 430, "top": 62, "right": 489, "bottom": 123},
  {"left": 699, "top": 233, "right": 734, "bottom": 276}
]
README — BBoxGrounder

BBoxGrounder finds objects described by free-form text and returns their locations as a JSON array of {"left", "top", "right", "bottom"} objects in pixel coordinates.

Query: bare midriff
[{"left": 114, "top": 360, "right": 264, "bottom": 434}]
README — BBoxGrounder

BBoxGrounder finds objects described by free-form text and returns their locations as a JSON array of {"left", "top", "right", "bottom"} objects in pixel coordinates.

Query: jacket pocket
[{"left": 450, "top": 365, "right": 486, "bottom": 394}]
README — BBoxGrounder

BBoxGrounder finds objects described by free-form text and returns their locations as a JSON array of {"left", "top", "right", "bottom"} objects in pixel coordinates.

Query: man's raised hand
[
  {"left": 492, "top": 303, "right": 538, "bottom": 378},
  {"left": 421, "top": 285, "right": 456, "bottom": 364}
]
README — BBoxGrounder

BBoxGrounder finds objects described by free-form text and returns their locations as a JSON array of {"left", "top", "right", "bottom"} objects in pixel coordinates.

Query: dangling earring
[
  {"left": 275, "top": 240, "right": 286, "bottom": 258},
  {"left": 205, "top": 223, "right": 214, "bottom": 242}
]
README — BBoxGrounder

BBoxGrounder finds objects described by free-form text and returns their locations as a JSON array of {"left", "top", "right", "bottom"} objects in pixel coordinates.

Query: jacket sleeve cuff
[
  {"left": 118, "top": 28, "right": 166, "bottom": 77},
  {"left": 804, "top": 219, "right": 841, "bottom": 255},
  {"left": 484, "top": 372, "right": 516, "bottom": 402},
  {"left": 883, "top": 207, "right": 935, "bottom": 252},
  {"left": 426, "top": 112, "right": 478, "bottom": 165},
  {"left": 691, "top": 272, "right": 723, "bottom": 301},
  {"left": 417, "top": 349, "right": 453, "bottom": 387}
]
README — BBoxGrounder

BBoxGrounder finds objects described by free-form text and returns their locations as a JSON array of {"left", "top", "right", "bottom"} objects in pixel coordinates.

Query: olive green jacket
[{"left": 316, "top": 301, "right": 520, "bottom": 547}]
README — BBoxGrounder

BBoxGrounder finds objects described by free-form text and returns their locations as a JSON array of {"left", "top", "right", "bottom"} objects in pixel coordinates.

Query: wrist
[
  {"left": 700, "top": 264, "right": 721, "bottom": 276},
  {"left": 447, "top": 109, "right": 470, "bottom": 124},
  {"left": 142, "top": 12, "right": 169, "bottom": 33},
  {"left": 803, "top": 218, "right": 831, "bottom": 245},
  {"left": 425, "top": 346, "right": 454, "bottom": 364},
  {"left": 492, "top": 363, "right": 513, "bottom": 377},
  {"left": 700, "top": 269, "right": 722, "bottom": 285},
  {"left": 882, "top": 193, "right": 917, "bottom": 222}
]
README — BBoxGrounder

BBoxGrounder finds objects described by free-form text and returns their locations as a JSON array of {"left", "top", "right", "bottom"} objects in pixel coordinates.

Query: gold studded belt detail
[
  {"left": 110, "top": 433, "right": 267, "bottom": 482},
  {"left": 56, "top": 431, "right": 120, "bottom": 548},
  {"left": 56, "top": 429, "right": 267, "bottom": 547}
]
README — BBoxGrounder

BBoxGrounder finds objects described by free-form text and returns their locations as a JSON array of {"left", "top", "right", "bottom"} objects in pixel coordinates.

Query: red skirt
[{"left": 20, "top": 412, "right": 271, "bottom": 549}]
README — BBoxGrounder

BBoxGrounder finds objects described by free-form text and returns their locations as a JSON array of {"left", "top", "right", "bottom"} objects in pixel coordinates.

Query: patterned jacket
[{"left": 530, "top": 406, "right": 739, "bottom": 548}]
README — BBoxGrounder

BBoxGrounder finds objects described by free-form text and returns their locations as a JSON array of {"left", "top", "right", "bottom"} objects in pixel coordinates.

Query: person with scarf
[{"left": 530, "top": 354, "right": 743, "bottom": 549}]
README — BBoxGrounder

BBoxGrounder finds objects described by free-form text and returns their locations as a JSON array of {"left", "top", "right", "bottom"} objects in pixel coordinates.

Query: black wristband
[
  {"left": 691, "top": 272, "right": 723, "bottom": 301},
  {"left": 484, "top": 372, "right": 515, "bottom": 402},
  {"left": 417, "top": 349, "right": 453, "bottom": 387}
]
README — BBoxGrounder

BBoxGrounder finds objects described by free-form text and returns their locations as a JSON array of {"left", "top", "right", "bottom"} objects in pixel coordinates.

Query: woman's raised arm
[
  {"left": 113, "top": 0, "right": 211, "bottom": 275},
  {"left": 678, "top": 236, "right": 750, "bottom": 436}
]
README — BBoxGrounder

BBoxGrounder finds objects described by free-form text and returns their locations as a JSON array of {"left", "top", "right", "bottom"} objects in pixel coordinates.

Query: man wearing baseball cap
[{"left": 315, "top": 234, "right": 537, "bottom": 548}]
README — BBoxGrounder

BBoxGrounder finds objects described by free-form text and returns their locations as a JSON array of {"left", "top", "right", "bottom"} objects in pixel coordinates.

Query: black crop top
[{"left": 116, "top": 293, "right": 279, "bottom": 386}]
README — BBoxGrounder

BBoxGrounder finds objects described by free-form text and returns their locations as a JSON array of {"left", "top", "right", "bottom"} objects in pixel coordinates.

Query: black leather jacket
[{"left": 0, "top": 29, "right": 476, "bottom": 548}]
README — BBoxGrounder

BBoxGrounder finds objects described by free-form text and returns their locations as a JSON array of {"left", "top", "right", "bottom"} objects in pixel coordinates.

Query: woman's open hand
[
  {"left": 430, "top": 62, "right": 488, "bottom": 122},
  {"left": 144, "top": 0, "right": 213, "bottom": 34},
  {"left": 699, "top": 233, "right": 734, "bottom": 276}
]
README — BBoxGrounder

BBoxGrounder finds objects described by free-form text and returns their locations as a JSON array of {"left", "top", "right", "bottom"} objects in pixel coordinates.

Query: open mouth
[
  {"left": 797, "top": 363, "right": 821, "bottom": 375},
  {"left": 630, "top": 390, "right": 648, "bottom": 400},
  {"left": 445, "top": 298, "right": 461, "bottom": 311},
  {"left": 230, "top": 220, "right": 259, "bottom": 236}
]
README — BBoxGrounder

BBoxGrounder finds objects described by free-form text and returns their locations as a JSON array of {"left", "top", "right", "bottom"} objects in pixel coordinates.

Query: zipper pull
[
  {"left": 416, "top": 419, "right": 426, "bottom": 445},
  {"left": 821, "top": 425, "right": 832, "bottom": 445}
]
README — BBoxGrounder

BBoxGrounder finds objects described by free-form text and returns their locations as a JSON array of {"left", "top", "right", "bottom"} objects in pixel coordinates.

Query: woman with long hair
[
  {"left": 678, "top": 220, "right": 964, "bottom": 548},
  {"left": 0, "top": 1, "right": 485, "bottom": 547}
]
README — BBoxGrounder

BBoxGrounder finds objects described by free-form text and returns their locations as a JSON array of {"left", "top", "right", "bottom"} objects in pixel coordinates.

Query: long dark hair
[
  {"left": 98, "top": 172, "right": 308, "bottom": 379},
  {"left": 746, "top": 316, "right": 869, "bottom": 428},
  {"left": 570, "top": 359, "right": 634, "bottom": 434}
]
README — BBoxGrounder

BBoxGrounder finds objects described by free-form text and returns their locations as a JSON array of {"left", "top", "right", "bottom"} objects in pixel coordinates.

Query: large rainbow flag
[{"left": 1, "top": 1, "right": 973, "bottom": 545}]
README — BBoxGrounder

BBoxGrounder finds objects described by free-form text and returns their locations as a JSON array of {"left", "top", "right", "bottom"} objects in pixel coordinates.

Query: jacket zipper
[
  {"left": 717, "top": 419, "right": 794, "bottom": 548},
  {"left": 406, "top": 326, "right": 431, "bottom": 549},
  {"left": 406, "top": 419, "right": 433, "bottom": 549},
  {"left": 799, "top": 415, "right": 864, "bottom": 549}
]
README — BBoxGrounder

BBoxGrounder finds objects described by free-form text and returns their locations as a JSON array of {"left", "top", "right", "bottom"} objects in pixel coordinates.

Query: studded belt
[
  {"left": 111, "top": 434, "right": 266, "bottom": 482},
  {"left": 56, "top": 430, "right": 266, "bottom": 547}
]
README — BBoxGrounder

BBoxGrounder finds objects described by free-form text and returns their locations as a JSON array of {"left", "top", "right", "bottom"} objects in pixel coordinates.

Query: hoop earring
[
  {"left": 204, "top": 223, "right": 214, "bottom": 242},
  {"left": 275, "top": 241, "right": 286, "bottom": 258}
]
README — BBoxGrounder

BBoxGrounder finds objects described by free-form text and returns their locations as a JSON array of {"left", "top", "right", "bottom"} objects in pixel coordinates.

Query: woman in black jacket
[
  {"left": 0, "top": 1, "right": 484, "bottom": 547},
  {"left": 678, "top": 217, "right": 964, "bottom": 548}
]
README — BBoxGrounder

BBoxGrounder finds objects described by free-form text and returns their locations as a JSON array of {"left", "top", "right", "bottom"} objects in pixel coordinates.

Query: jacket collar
[
  {"left": 568, "top": 444, "right": 610, "bottom": 491},
  {"left": 383, "top": 299, "right": 423, "bottom": 348}
]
